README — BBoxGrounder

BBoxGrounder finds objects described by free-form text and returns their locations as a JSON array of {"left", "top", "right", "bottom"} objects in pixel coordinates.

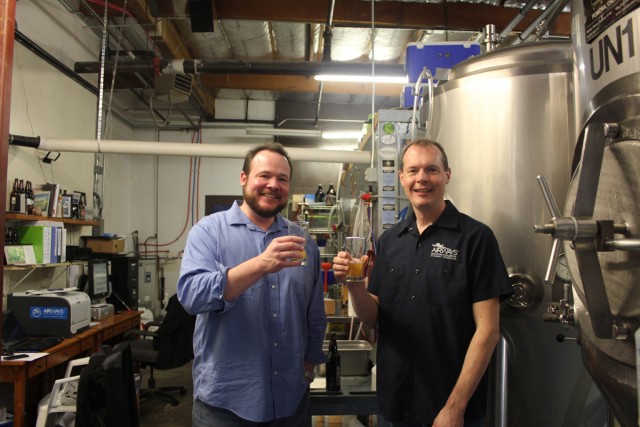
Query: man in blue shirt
[
  {"left": 178, "top": 143, "right": 327, "bottom": 427},
  {"left": 333, "top": 139, "right": 512, "bottom": 427}
]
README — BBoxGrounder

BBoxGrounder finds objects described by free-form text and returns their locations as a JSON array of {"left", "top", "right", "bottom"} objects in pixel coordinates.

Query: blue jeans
[
  {"left": 383, "top": 417, "right": 484, "bottom": 427},
  {"left": 192, "top": 390, "right": 311, "bottom": 427}
]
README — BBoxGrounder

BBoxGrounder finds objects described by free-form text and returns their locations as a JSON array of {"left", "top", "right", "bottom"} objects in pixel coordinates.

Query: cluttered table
[{"left": 0, "top": 310, "right": 141, "bottom": 427}]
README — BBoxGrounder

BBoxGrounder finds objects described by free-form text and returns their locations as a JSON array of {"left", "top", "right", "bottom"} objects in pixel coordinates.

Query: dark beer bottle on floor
[{"left": 326, "top": 333, "right": 341, "bottom": 391}]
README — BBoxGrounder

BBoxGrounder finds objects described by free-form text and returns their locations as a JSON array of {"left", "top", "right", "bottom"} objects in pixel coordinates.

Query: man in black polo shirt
[{"left": 333, "top": 139, "right": 512, "bottom": 427}]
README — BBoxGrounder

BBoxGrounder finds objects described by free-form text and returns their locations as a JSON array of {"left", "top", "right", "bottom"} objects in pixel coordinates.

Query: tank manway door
[{"left": 534, "top": 122, "right": 640, "bottom": 340}]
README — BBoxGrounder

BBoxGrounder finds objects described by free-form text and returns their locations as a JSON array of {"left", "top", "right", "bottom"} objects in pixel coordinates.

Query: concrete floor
[{"left": 138, "top": 361, "right": 194, "bottom": 427}]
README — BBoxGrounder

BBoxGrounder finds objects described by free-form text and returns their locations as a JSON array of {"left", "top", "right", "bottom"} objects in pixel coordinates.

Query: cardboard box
[{"left": 84, "top": 237, "right": 124, "bottom": 254}]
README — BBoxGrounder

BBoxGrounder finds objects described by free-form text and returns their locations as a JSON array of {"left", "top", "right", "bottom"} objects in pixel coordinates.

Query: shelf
[
  {"left": 4, "top": 261, "right": 83, "bottom": 271},
  {"left": 305, "top": 204, "right": 339, "bottom": 211},
  {"left": 5, "top": 213, "right": 100, "bottom": 226}
]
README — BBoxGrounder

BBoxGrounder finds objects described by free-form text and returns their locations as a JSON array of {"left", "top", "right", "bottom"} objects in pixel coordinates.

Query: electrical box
[{"left": 138, "top": 259, "right": 161, "bottom": 318}]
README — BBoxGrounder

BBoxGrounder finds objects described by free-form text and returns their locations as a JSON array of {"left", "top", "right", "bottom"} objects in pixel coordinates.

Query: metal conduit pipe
[
  {"left": 316, "top": 0, "right": 336, "bottom": 124},
  {"left": 534, "top": 0, "right": 571, "bottom": 39},
  {"left": 9, "top": 135, "right": 372, "bottom": 164},
  {"left": 511, "top": 0, "right": 570, "bottom": 44},
  {"left": 74, "top": 59, "right": 406, "bottom": 78},
  {"left": 494, "top": 335, "right": 508, "bottom": 427},
  {"left": 499, "top": 0, "right": 540, "bottom": 40}
]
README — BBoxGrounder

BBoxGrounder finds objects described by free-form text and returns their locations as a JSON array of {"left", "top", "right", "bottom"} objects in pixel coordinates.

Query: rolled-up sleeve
[{"left": 178, "top": 221, "right": 235, "bottom": 314}]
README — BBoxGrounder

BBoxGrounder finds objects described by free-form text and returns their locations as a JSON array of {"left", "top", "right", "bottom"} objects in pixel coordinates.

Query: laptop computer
[{"left": 1, "top": 310, "right": 64, "bottom": 353}]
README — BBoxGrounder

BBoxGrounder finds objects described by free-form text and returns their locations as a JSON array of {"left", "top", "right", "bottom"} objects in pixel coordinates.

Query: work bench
[{"left": 0, "top": 310, "right": 141, "bottom": 427}]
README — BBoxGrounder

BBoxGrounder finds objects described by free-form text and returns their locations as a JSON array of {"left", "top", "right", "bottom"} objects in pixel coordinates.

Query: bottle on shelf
[
  {"left": 11, "top": 227, "right": 19, "bottom": 245},
  {"left": 18, "top": 179, "right": 25, "bottom": 213},
  {"left": 326, "top": 333, "right": 341, "bottom": 391},
  {"left": 79, "top": 193, "right": 87, "bottom": 220},
  {"left": 9, "top": 178, "right": 20, "bottom": 212},
  {"left": 71, "top": 195, "right": 79, "bottom": 219},
  {"left": 25, "top": 181, "right": 34, "bottom": 215},
  {"left": 325, "top": 183, "right": 336, "bottom": 206},
  {"left": 315, "top": 184, "right": 325, "bottom": 203},
  {"left": 5, "top": 227, "right": 19, "bottom": 245}
]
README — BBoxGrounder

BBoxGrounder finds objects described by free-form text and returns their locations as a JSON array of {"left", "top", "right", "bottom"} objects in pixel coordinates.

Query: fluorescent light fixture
[
  {"left": 246, "top": 128, "right": 364, "bottom": 140},
  {"left": 246, "top": 128, "right": 322, "bottom": 138},
  {"left": 314, "top": 74, "right": 408, "bottom": 84},
  {"left": 321, "top": 131, "right": 364, "bottom": 140}
]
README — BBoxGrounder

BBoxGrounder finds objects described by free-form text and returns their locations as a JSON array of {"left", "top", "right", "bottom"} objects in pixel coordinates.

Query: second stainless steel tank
[{"left": 427, "top": 41, "right": 608, "bottom": 426}]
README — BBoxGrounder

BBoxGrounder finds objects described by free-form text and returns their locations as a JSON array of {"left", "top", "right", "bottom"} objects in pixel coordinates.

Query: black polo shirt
[{"left": 368, "top": 201, "right": 512, "bottom": 424}]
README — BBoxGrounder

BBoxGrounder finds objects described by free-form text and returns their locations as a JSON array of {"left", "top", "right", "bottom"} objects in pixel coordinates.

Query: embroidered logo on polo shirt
[{"left": 430, "top": 243, "right": 459, "bottom": 260}]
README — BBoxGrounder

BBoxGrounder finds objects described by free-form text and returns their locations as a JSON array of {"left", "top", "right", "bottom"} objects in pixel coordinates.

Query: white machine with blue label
[{"left": 7, "top": 289, "right": 91, "bottom": 338}]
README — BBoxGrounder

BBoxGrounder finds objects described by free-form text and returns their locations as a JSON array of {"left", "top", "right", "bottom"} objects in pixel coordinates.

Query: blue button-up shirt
[{"left": 178, "top": 201, "right": 327, "bottom": 422}]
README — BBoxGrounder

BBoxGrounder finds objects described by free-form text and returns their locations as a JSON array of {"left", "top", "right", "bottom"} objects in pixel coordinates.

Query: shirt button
[
  {"left": 273, "top": 313, "right": 278, "bottom": 318},
  {"left": 418, "top": 243, "right": 422, "bottom": 248},
  {"left": 272, "top": 284, "right": 276, "bottom": 289},
  {"left": 274, "top": 371, "right": 278, "bottom": 375},
  {"left": 415, "top": 269, "right": 419, "bottom": 274},
  {"left": 273, "top": 342, "right": 278, "bottom": 347},
  {"left": 410, "top": 295, "right": 415, "bottom": 300}
]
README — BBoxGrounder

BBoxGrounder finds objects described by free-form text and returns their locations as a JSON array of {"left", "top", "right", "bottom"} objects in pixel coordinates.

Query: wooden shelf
[
  {"left": 5, "top": 213, "right": 100, "bottom": 226},
  {"left": 4, "top": 261, "right": 83, "bottom": 271}
]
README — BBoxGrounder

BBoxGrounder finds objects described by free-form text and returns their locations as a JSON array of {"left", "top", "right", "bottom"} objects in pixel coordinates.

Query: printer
[{"left": 8, "top": 290, "right": 91, "bottom": 338}]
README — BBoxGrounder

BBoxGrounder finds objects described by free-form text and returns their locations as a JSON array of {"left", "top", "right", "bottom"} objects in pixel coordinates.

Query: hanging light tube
[
  {"left": 314, "top": 74, "right": 408, "bottom": 84},
  {"left": 245, "top": 128, "right": 322, "bottom": 138}
]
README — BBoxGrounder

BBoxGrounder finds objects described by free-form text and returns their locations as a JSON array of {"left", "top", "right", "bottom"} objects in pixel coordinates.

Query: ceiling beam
[
  {"left": 201, "top": 74, "right": 403, "bottom": 97},
  {"left": 211, "top": 0, "right": 570, "bottom": 37}
]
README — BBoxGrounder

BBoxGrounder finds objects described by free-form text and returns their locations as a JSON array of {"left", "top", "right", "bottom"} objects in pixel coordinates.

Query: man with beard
[{"left": 178, "top": 143, "right": 327, "bottom": 427}]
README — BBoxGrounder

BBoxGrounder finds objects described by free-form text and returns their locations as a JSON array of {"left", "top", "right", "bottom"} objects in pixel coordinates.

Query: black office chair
[
  {"left": 126, "top": 294, "right": 196, "bottom": 406},
  {"left": 75, "top": 341, "right": 140, "bottom": 427}
]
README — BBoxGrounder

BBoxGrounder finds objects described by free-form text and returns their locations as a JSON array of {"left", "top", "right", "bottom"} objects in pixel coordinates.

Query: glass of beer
[
  {"left": 288, "top": 220, "right": 309, "bottom": 265},
  {"left": 345, "top": 236, "right": 366, "bottom": 283}
]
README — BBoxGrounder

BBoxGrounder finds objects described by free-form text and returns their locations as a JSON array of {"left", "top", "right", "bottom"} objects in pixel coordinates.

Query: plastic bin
[{"left": 405, "top": 42, "right": 481, "bottom": 84}]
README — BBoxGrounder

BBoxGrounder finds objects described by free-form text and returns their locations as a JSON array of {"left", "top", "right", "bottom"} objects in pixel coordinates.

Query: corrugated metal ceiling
[{"left": 48, "top": 0, "right": 570, "bottom": 130}]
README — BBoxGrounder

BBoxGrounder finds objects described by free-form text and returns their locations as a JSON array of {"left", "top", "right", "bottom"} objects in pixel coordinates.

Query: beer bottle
[
  {"left": 18, "top": 179, "right": 25, "bottom": 213},
  {"left": 25, "top": 181, "right": 35, "bottom": 214},
  {"left": 315, "top": 184, "right": 325, "bottom": 203},
  {"left": 9, "top": 178, "right": 19, "bottom": 212},
  {"left": 326, "top": 333, "right": 341, "bottom": 391},
  {"left": 325, "top": 184, "right": 336, "bottom": 206}
]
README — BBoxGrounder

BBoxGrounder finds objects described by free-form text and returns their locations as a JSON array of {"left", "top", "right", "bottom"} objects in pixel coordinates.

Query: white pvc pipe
[{"left": 37, "top": 137, "right": 372, "bottom": 164}]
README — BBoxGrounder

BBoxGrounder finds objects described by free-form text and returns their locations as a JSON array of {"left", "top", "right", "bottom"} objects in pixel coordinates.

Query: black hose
[{"left": 9, "top": 134, "right": 40, "bottom": 148}]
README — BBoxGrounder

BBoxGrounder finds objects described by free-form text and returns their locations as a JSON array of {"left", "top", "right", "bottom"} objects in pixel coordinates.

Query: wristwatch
[{"left": 304, "top": 370, "right": 316, "bottom": 381}]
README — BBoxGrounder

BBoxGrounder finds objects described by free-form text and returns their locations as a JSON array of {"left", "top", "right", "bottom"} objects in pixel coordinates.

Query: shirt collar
[
  {"left": 397, "top": 200, "right": 459, "bottom": 236},
  {"left": 227, "top": 200, "right": 288, "bottom": 233}
]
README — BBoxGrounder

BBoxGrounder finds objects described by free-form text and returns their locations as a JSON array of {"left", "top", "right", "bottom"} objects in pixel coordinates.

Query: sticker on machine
[
  {"left": 30, "top": 306, "right": 69, "bottom": 320},
  {"left": 381, "top": 134, "right": 397, "bottom": 145}
]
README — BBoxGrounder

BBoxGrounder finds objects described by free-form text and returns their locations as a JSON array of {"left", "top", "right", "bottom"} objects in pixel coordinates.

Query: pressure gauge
[{"left": 556, "top": 254, "right": 571, "bottom": 282}]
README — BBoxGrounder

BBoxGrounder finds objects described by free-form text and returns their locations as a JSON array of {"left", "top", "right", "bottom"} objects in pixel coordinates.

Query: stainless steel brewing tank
[
  {"left": 567, "top": 2, "right": 640, "bottom": 426},
  {"left": 427, "top": 41, "right": 607, "bottom": 426}
]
